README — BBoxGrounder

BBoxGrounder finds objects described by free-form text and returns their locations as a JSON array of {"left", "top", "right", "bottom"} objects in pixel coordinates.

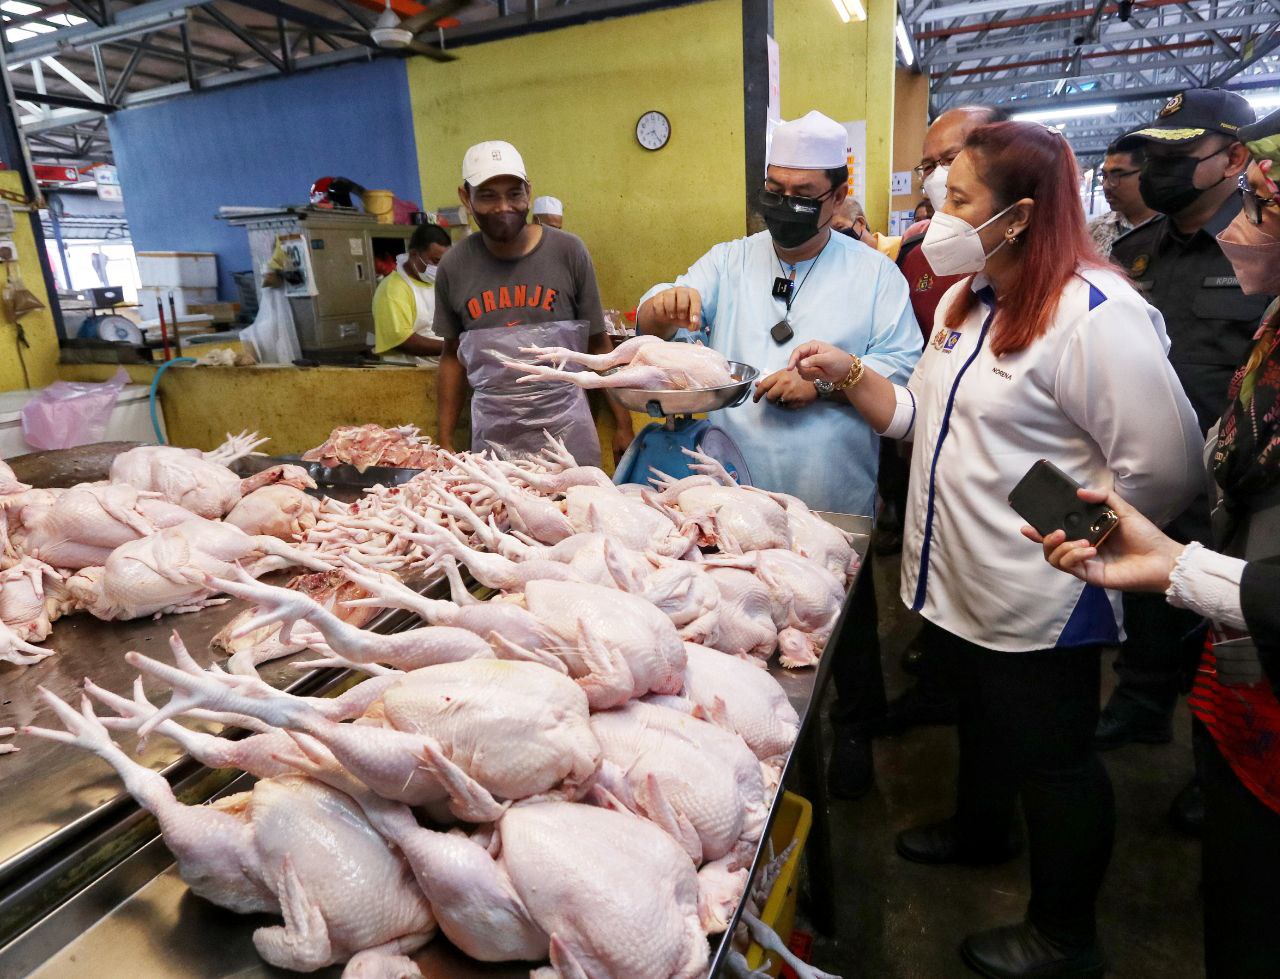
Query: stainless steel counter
[{"left": 0, "top": 515, "right": 872, "bottom": 978}]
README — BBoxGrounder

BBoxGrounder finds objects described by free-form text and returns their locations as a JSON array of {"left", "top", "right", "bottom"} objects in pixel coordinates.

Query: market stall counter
[{"left": 0, "top": 512, "right": 869, "bottom": 978}]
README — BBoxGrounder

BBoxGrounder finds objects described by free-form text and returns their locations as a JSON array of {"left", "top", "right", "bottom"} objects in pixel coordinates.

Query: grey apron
[{"left": 457, "top": 319, "right": 601, "bottom": 467}]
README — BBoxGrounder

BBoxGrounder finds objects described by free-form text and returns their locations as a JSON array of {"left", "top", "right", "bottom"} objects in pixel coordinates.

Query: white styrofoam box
[
  {"left": 138, "top": 285, "right": 218, "bottom": 321},
  {"left": 0, "top": 385, "right": 166, "bottom": 459},
  {"left": 137, "top": 251, "right": 218, "bottom": 288}
]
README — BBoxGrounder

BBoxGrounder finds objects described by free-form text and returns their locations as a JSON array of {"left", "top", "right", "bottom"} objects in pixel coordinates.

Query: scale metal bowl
[{"left": 606, "top": 361, "right": 759, "bottom": 418}]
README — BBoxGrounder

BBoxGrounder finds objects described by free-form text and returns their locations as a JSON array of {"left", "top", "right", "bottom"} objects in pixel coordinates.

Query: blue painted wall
[{"left": 108, "top": 57, "right": 421, "bottom": 299}]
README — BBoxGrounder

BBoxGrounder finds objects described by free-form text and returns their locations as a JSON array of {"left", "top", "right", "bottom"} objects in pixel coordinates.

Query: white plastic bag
[
  {"left": 239, "top": 285, "right": 301, "bottom": 365},
  {"left": 20, "top": 368, "right": 129, "bottom": 450}
]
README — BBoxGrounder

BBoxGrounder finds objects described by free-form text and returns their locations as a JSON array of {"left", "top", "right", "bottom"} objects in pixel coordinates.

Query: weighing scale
[{"left": 610, "top": 360, "right": 758, "bottom": 486}]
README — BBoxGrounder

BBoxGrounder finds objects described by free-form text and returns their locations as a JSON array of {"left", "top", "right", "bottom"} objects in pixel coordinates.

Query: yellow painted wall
[
  {"left": 408, "top": 0, "right": 745, "bottom": 312},
  {"left": 892, "top": 68, "right": 930, "bottom": 219},
  {"left": 0, "top": 171, "right": 59, "bottom": 393},
  {"left": 775, "top": 0, "right": 897, "bottom": 232}
]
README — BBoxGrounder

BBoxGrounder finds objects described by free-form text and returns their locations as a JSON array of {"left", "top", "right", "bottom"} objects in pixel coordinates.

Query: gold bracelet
[{"left": 833, "top": 354, "right": 864, "bottom": 392}]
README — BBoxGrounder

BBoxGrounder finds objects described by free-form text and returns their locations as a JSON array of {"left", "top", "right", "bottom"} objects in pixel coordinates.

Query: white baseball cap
[
  {"left": 462, "top": 140, "right": 528, "bottom": 188},
  {"left": 768, "top": 110, "right": 848, "bottom": 169},
  {"left": 532, "top": 196, "right": 563, "bottom": 217}
]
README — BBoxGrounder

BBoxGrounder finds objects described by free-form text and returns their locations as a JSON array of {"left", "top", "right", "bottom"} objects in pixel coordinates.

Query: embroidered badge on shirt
[
  {"left": 931, "top": 328, "right": 948, "bottom": 350},
  {"left": 1129, "top": 254, "right": 1149, "bottom": 278},
  {"left": 943, "top": 331, "right": 962, "bottom": 352},
  {"left": 915, "top": 272, "right": 933, "bottom": 292}
]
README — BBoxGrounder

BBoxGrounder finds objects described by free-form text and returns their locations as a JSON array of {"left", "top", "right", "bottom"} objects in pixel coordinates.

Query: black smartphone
[{"left": 1008, "top": 459, "right": 1119, "bottom": 547}]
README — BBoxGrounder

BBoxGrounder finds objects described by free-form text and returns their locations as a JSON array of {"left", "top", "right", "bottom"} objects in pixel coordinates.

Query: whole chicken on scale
[{"left": 504, "top": 334, "right": 736, "bottom": 391}]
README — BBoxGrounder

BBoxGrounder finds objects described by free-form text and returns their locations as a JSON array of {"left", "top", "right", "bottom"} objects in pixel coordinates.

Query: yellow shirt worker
[{"left": 373, "top": 223, "right": 452, "bottom": 365}]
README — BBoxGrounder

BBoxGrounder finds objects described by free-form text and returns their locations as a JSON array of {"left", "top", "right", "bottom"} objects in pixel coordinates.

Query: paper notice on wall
[{"left": 841, "top": 120, "right": 867, "bottom": 209}]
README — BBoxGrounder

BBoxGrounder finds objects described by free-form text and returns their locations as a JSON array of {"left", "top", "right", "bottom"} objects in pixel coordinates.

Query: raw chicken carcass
[
  {"left": 65, "top": 517, "right": 334, "bottom": 621},
  {"left": 339, "top": 562, "right": 687, "bottom": 709},
  {"left": 589, "top": 700, "right": 767, "bottom": 867},
  {"left": 292, "top": 749, "right": 710, "bottom": 979},
  {"left": 0, "top": 458, "right": 30, "bottom": 496},
  {"left": 212, "top": 567, "right": 494, "bottom": 674},
  {"left": 0, "top": 617, "right": 55, "bottom": 667},
  {"left": 505, "top": 334, "right": 735, "bottom": 391},
  {"left": 704, "top": 548, "right": 845, "bottom": 668},
  {"left": 649, "top": 476, "right": 791, "bottom": 554},
  {"left": 10, "top": 482, "right": 195, "bottom": 570},
  {"left": 128, "top": 642, "right": 600, "bottom": 821},
  {"left": 212, "top": 569, "right": 400, "bottom": 676},
  {"left": 651, "top": 642, "right": 799, "bottom": 765},
  {"left": 680, "top": 566, "right": 779, "bottom": 662},
  {"left": 0, "top": 556, "right": 58, "bottom": 641},
  {"left": 110, "top": 445, "right": 246, "bottom": 519},
  {"left": 22, "top": 688, "right": 435, "bottom": 977},
  {"left": 226, "top": 483, "right": 321, "bottom": 541}
]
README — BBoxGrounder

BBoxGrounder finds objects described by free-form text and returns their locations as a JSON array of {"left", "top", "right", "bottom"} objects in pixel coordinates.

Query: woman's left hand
[
  {"left": 1021, "top": 487, "right": 1186, "bottom": 593},
  {"left": 787, "top": 341, "right": 854, "bottom": 384}
]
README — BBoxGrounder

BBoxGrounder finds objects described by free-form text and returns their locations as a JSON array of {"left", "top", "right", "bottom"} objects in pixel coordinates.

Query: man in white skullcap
[
  {"left": 531, "top": 195, "right": 564, "bottom": 229},
  {"left": 637, "top": 109, "right": 922, "bottom": 800}
]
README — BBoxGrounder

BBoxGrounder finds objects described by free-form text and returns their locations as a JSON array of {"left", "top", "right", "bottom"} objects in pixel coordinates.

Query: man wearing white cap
[
  {"left": 637, "top": 109, "right": 922, "bottom": 800},
  {"left": 434, "top": 141, "right": 631, "bottom": 465},
  {"left": 532, "top": 196, "right": 564, "bottom": 229}
]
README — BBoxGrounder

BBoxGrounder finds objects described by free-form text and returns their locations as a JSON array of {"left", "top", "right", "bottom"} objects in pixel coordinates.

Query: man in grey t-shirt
[{"left": 434, "top": 140, "right": 632, "bottom": 465}]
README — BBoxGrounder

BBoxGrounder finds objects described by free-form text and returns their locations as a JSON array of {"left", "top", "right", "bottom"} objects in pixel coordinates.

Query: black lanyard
[{"left": 770, "top": 239, "right": 829, "bottom": 343}]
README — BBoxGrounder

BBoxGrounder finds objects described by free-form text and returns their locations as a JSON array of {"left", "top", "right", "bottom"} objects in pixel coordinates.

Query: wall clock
[{"left": 636, "top": 110, "right": 671, "bottom": 151}]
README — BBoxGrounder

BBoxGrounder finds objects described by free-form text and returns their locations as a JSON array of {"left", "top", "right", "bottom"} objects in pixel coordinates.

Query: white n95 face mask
[
  {"left": 920, "top": 203, "right": 1017, "bottom": 277},
  {"left": 922, "top": 165, "right": 950, "bottom": 212}
]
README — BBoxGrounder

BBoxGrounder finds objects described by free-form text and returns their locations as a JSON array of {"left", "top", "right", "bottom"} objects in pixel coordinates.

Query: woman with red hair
[{"left": 790, "top": 121, "right": 1204, "bottom": 977}]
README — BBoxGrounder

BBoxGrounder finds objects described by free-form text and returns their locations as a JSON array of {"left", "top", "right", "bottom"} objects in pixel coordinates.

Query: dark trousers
[
  {"left": 1198, "top": 720, "right": 1280, "bottom": 978},
  {"left": 829, "top": 548, "right": 886, "bottom": 738},
  {"left": 877, "top": 439, "right": 910, "bottom": 526},
  {"left": 941, "top": 629, "right": 1115, "bottom": 945},
  {"left": 1108, "top": 591, "right": 1201, "bottom": 720}
]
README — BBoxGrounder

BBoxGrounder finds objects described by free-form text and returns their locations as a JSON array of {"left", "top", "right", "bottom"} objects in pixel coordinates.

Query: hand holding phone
[{"left": 1009, "top": 460, "right": 1119, "bottom": 547}]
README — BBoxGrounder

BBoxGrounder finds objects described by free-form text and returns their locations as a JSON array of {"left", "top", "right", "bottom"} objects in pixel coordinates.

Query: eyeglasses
[
  {"left": 1099, "top": 168, "right": 1140, "bottom": 186},
  {"left": 1239, "top": 173, "right": 1280, "bottom": 226},
  {"left": 759, "top": 187, "right": 834, "bottom": 215},
  {"left": 913, "top": 152, "right": 958, "bottom": 180}
]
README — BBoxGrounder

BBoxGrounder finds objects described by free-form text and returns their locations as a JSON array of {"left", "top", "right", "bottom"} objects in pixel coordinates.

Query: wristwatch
[{"left": 813, "top": 378, "right": 835, "bottom": 397}]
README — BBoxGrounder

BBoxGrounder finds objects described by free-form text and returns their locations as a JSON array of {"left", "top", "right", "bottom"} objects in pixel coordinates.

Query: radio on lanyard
[{"left": 770, "top": 240, "right": 830, "bottom": 344}]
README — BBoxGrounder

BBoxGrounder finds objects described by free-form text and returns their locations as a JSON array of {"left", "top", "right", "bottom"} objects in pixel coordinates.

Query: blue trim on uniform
[
  {"left": 911, "top": 287, "right": 997, "bottom": 613},
  {"left": 1087, "top": 283, "right": 1107, "bottom": 311},
  {"left": 905, "top": 387, "right": 917, "bottom": 439},
  {"left": 1057, "top": 584, "right": 1120, "bottom": 647}
]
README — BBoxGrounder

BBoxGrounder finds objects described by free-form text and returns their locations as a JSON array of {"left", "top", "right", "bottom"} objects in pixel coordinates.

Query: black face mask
[
  {"left": 473, "top": 207, "right": 528, "bottom": 243},
  {"left": 1140, "top": 147, "right": 1228, "bottom": 216},
  {"left": 758, "top": 188, "right": 833, "bottom": 249}
]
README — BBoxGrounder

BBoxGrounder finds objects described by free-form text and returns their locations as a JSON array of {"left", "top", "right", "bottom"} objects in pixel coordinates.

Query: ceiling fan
[{"left": 370, "top": 0, "right": 471, "bottom": 60}]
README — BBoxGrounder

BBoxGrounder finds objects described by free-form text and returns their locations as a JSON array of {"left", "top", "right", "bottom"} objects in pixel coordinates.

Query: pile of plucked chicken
[{"left": 6, "top": 430, "right": 856, "bottom": 979}]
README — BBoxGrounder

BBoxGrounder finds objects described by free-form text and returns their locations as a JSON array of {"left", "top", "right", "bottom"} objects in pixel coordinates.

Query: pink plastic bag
[{"left": 20, "top": 368, "right": 130, "bottom": 450}]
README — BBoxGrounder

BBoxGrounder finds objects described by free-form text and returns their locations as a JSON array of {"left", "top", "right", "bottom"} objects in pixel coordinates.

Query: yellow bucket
[
  {"left": 745, "top": 791, "right": 814, "bottom": 976},
  {"left": 363, "top": 189, "right": 395, "bottom": 224}
]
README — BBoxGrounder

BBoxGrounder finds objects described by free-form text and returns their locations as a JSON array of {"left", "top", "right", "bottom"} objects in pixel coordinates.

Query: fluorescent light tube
[
  {"left": 896, "top": 17, "right": 914, "bottom": 66},
  {"left": 1012, "top": 103, "right": 1119, "bottom": 122}
]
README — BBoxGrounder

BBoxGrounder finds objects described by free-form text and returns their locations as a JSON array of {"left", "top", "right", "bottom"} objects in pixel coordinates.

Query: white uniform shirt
[
  {"left": 639, "top": 231, "right": 922, "bottom": 514},
  {"left": 886, "top": 267, "right": 1203, "bottom": 652}
]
